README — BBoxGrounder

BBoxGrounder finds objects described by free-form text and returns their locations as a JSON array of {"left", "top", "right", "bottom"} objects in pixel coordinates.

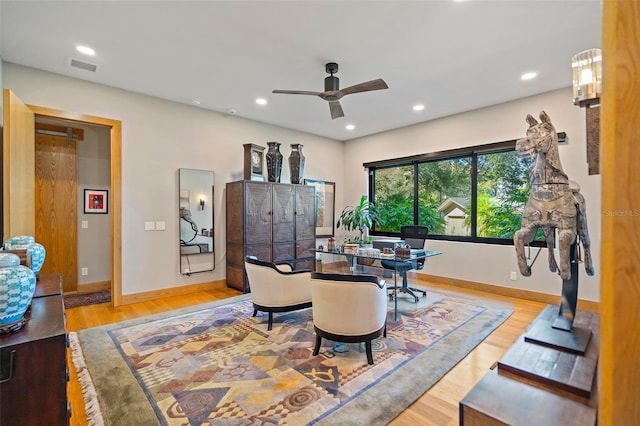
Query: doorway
[
  {"left": 3, "top": 92, "right": 123, "bottom": 307},
  {"left": 29, "top": 105, "right": 122, "bottom": 305},
  {"left": 34, "top": 119, "right": 112, "bottom": 294}
]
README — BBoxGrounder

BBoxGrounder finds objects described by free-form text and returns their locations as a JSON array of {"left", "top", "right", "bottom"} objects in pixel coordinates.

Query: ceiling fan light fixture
[{"left": 271, "top": 62, "right": 388, "bottom": 120}]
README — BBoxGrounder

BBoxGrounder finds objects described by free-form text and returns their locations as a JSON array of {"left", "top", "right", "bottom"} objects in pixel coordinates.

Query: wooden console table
[
  {"left": 459, "top": 305, "right": 599, "bottom": 425},
  {"left": 0, "top": 273, "right": 70, "bottom": 425}
]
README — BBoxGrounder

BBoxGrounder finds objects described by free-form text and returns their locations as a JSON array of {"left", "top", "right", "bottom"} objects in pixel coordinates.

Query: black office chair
[{"left": 380, "top": 226, "right": 428, "bottom": 303}]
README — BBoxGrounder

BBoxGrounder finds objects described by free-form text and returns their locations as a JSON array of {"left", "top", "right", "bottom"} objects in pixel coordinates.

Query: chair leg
[
  {"left": 366, "top": 340, "right": 374, "bottom": 365},
  {"left": 383, "top": 324, "right": 387, "bottom": 338},
  {"left": 267, "top": 312, "right": 273, "bottom": 331},
  {"left": 313, "top": 335, "right": 322, "bottom": 356},
  {"left": 252, "top": 309, "right": 258, "bottom": 317}
]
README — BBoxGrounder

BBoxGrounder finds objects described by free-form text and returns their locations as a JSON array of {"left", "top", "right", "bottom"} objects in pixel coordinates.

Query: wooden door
[
  {"left": 35, "top": 132, "right": 78, "bottom": 291},
  {"left": 2, "top": 89, "right": 35, "bottom": 238}
]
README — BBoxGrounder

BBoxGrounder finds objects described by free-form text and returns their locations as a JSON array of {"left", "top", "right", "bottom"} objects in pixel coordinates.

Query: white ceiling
[{"left": 1, "top": 1, "right": 601, "bottom": 141}]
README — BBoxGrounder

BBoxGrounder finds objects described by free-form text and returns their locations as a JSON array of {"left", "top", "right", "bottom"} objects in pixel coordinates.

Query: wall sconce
[
  {"left": 572, "top": 48, "right": 602, "bottom": 107},
  {"left": 572, "top": 48, "right": 601, "bottom": 175},
  {"left": 200, "top": 198, "right": 205, "bottom": 210}
]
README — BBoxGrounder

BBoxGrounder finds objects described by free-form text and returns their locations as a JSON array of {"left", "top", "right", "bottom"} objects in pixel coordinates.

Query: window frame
[{"left": 365, "top": 139, "right": 545, "bottom": 247}]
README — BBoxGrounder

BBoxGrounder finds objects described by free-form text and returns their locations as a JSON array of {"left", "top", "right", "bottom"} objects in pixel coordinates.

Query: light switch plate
[
  {"left": 144, "top": 221, "right": 155, "bottom": 231},
  {"left": 81, "top": 220, "right": 88, "bottom": 229},
  {"left": 155, "top": 221, "right": 166, "bottom": 231}
]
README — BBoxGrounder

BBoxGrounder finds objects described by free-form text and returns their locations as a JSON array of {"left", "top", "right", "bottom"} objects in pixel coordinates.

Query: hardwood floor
[{"left": 65, "top": 278, "right": 545, "bottom": 426}]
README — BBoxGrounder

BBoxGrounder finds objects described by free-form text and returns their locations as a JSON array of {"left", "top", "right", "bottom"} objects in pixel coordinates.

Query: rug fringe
[{"left": 69, "top": 332, "right": 106, "bottom": 426}]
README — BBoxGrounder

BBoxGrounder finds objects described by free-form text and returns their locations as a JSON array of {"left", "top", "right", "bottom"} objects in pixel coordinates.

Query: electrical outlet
[
  {"left": 81, "top": 267, "right": 89, "bottom": 276},
  {"left": 510, "top": 271, "right": 517, "bottom": 281}
]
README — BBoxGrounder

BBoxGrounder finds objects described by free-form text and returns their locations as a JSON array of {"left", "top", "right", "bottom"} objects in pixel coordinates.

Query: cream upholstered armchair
[
  {"left": 244, "top": 256, "right": 312, "bottom": 331},
  {"left": 310, "top": 272, "right": 387, "bottom": 365}
]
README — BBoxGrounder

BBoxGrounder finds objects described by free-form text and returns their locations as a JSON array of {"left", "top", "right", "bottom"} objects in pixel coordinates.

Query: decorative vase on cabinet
[
  {"left": 266, "top": 141, "right": 283, "bottom": 183},
  {"left": 289, "top": 143, "right": 305, "bottom": 184},
  {"left": 4, "top": 235, "right": 46, "bottom": 277}
]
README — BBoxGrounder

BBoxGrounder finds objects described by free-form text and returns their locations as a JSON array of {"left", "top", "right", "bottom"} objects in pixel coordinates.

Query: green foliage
[
  {"left": 371, "top": 149, "right": 537, "bottom": 240},
  {"left": 337, "top": 195, "right": 380, "bottom": 241}
]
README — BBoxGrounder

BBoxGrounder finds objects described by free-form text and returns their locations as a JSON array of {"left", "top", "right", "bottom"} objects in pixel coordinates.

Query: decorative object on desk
[
  {"left": 514, "top": 111, "right": 594, "bottom": 352},
  {"left": 265, "top": 141, "right": 283, "bottom": 182},
  {"left": 395, "top": 245, "right": 411, "bottom": 259},
  {"left": 288, "top": 143, "right": 305, "bottom": 184},
  {"left": 243, "top": 143, "right": 265, "bottom": 181},
  {"left": 343, "top": 243, "right": 358, "bottom": 255},
  {"left": 356, "top": 247, "right": 380, "bottom": 266},
  {"left": 304, "top": 179, "right": 336, "bottom": 237},
  {"left": 337, "top": 194, "right": 380, "bottom": 244},
  {"left": 327, "top": 237, "right": 336, "bottom": 251},
  {"left": 70, "top": 292, "right": 511, "bottom": 425},
  {"left": 0, "top": 252, "right": 37, "bottom": 331},
  {"left": 84, "top": 189, "right": 109, "bottom": 214},
  {"left": 4, "top": 235, "right": 47, "bottom": 276}
]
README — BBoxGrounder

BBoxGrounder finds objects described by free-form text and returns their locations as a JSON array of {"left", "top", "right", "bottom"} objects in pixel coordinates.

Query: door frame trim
[{"left": 28, "top": 105, "right": 122, "bottom": 307}]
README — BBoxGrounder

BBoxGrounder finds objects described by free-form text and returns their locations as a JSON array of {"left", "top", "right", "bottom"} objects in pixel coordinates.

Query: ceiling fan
[{"left": 272, "top": 62, "right": 389, "bottom": 120}]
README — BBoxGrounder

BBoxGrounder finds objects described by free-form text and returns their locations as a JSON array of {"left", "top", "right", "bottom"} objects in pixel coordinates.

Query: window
[{"left": 366, "top": 140, "right": 541, "bottom": 245}]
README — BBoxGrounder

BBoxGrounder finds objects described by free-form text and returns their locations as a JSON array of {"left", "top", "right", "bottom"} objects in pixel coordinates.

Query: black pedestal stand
[{"left": 524, "top": 243, "right": 592, "bottom": 355}]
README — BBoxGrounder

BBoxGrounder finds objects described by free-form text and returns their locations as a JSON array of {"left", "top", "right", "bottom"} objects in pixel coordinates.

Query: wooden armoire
[{"left": 226, "top": 180, "right": 316, "bottom": 292}]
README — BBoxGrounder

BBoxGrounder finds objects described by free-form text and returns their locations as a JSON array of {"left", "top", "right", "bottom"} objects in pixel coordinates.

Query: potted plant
[{"left": 337, "top": 195, "right": 380, "bottom": 246}]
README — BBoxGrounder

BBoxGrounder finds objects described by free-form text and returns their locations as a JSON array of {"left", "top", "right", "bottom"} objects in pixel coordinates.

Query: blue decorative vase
[
  {"left": 0, "top": 253, "right": 37, "bottom": 326},
  {"left": 4, "top": 236, "right": 47, "bottom": 276}
]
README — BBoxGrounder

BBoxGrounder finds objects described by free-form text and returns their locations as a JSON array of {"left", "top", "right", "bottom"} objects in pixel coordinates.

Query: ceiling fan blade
[
  {"left": 272, "top": 90, "right": 322, "bottom": 96},
  {"left": 339, "top": 79, "right": 389, "bottom": 96},
  {"left": 329, "top": 101, "right": 344, "bottom": 120}
]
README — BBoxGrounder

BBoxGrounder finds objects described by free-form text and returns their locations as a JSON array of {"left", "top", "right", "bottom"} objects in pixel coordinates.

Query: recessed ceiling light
[
  {"left": 191, "top": 99, "right": 201, "bottom": 105},
  {"left": 346, "top": 124, "right": 355, "bottom": 131},
  {"left": 255, "top": 98, "right": 267, "bottom": 105},
  {"left": 76, "top": 45, "right": 95, "bottom": 56},
  {"left": 521, "top": 72, "right": 537, "bottom": 80},
  {"left": 413, "top": 104, "right": 425, "bottom": 111}
]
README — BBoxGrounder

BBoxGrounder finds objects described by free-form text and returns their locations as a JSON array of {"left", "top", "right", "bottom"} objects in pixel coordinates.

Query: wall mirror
[{"left": 179, "top": 168, "right": 214, "bottom": 275}]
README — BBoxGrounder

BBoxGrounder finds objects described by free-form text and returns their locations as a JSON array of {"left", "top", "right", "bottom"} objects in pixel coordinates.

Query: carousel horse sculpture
[{"left": 514, "top": 111, "right": 594, "bottom": 281}]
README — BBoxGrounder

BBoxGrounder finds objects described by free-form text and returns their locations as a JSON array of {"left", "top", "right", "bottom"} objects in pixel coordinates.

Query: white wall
[
  {"left": 4, "top": 63, "right": 601, "bottom": 302},
  {"left": 344, "top": 87, "right": 601, "bottom": 302},
  {"left": 77, "top": 123, "right": 111, "bottom": 284},
  {"left": 4, "top": 62, "right": 343, "bottom": 296}
]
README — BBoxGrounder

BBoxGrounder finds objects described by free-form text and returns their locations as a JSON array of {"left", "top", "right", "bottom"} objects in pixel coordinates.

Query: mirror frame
[{"left": 178, "top": 168, "right": 215, "bottom": 275}]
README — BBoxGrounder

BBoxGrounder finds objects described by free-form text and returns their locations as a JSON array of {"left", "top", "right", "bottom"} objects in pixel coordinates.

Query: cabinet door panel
[
  {"left": 246, "top": 244, "right": 272, "bottom": 262},
  {"left": 295, "top": 186, "right": 316, "bottom": 241},
  {"left": 273, "top": 243, "right": 295, "bottom": 262},
  {"left": 245, "top": 182, "right": 272, "bottom": 245},
  {"left": 272, "top": 184, "right": 295, "bottom": 243}
]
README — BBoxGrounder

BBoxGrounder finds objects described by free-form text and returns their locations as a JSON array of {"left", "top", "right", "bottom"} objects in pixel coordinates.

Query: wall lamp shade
[
  {"left": 572, "top": 48, "right": 602, "bottom": 107},
  {"left": 200, "top": 198, "right": 205, "bottom": 210}
]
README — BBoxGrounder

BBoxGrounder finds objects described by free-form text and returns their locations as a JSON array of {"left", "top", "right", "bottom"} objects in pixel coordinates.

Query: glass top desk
[{"left": 311, "top": 248, "right": 442, "bottom": 320}]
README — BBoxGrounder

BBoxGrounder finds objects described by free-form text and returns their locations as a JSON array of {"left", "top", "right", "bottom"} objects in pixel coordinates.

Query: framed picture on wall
[
  {"left": 304, "top": 179, "right": 335, "bottom": 237},
  {"left": 84, "top": 189, "right": 109, "bottom": 214}
]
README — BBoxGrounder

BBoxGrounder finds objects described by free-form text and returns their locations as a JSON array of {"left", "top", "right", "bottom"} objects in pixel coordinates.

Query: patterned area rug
[
  {"left": 64, "top": 290, "right": 111, "bottom": 309},
  {"left": 72, "top": 291, "right": 512, "bottom": 425}
]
